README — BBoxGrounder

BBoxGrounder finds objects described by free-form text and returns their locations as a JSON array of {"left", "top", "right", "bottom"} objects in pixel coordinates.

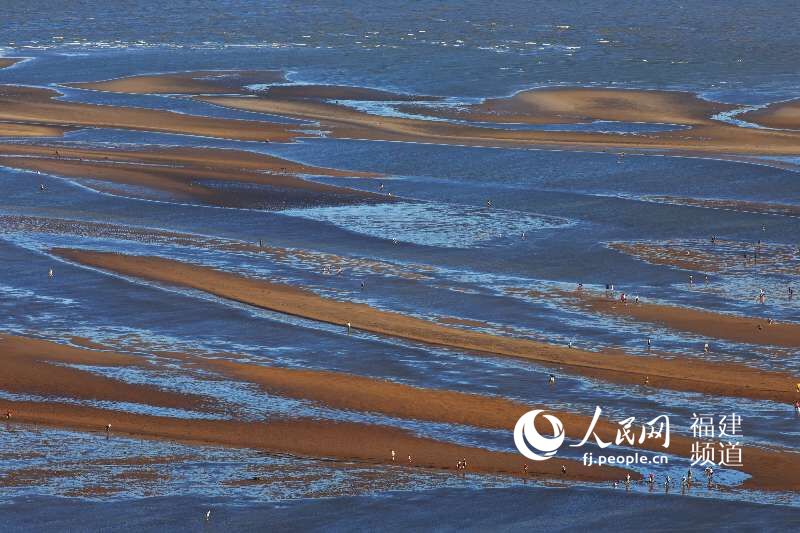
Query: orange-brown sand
[
  {"left": 68, "top": 70, "right": 285, "bottom": 94},
  {"left": 0, "top": 144, "right": 383, "bottom": 207},
  {"left": 0, "top": 214, "right": 429, "bottom": 282},
  {"left": 4, "top": 333, "right": 798, "bottom": 490},
  {"left": 0, "top": 58, "right": 23, "bottom": 69},
  {"left": 204, "top": 357, "right": 800, "bottom": 491},
  {"left": 0, "top": 122, "right": 70, "bottom": 138},
  {"left": 740, "top": 99, "right": 800, "bottom": 130},
  {"left": 397, "top": 87, "right": 730, "bottom": 126},
  {"left": 647, "top": 196, "right": 800, "bottom": 218},
  {"left": 0, "top": 333, "right": 213, "bottom": 412},
  {"left": 52, "top": 249, "right": 800, "bottom": 404},
  {"left": 609, "top": 240, "right": 800, "bottom": 276},
  {"left": 0, "top": 400, "right": 628, "bottom": 484},
  {"left": 0, "top": 84, "right": 300, "bottom": 142},
  {"left": 200, "top": 89, "right": 800, "bottom": 155},
  {"left": 563, "top": 290, "right": 800, "bottom": 348},
  {"left": 257, "top": 84, "right": 439, "bottom": 102}
]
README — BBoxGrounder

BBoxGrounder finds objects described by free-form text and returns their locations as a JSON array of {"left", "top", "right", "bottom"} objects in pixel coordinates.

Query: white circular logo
[{"left": 514, "top": 409, "right": 565, "bottom": 461}]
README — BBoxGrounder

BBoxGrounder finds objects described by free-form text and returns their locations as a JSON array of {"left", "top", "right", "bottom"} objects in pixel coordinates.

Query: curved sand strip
[
  {"left": 0, "top": 334, "right": 213, "bottom": 413},
  {"left": 396, "top": 87, "right": 730, "bottom": 126},
  {"left": 0, "top": 144, "right": 384, "bottom": 207},
  {"left": 555, "top": 289, "right": 800, "bottom": 348},
  {"left": 0, "top": 84, "right": 300, "bottom": 142},
  {"left": 68, "top": 70, "right": 286, "bottom": 94},
  {"left": 205, "top": 357, "right": 800, "bottom": 492},
  {"left": 0, "top": 400, "right": 627, "bottom": 485},
  {"left": 740, "top": 99, "right": 800, "bottom": 130},
  {"left": 52, "top": 249, "right": 800, "bottom": 404},
  {"left": 199, "top": 90, "right": 800, "bottom": 156},
  {"left": 0, "top": 58, "right": 23, "bottom": 69}
]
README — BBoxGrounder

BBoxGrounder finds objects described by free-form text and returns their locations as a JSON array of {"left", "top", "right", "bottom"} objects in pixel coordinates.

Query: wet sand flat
[
  {"left": 740, "top": 99, "right": 800, "bottom": 130},
  {"left": 0, "top": 85, "right": 301, "bottom": 142},
  {"left": 3, "top": 333, "right": 798, "bottom": 491},
  {"left": 0, "top": 333, "right": 212, "bottom": 412},
  {"left": 68, "top": 70, "right": 286, "bottom": 94},
  {"left": 0, "top": 144, "right": 383, "bottom": 207},
  {"left": 0, "top": 399, "right": 629, "bottom": 484},
  {"left": 396, "top": 87, "right": 731, "bottom": 125},
  {"left": 52, "top": 249, "right": 800, "bottom": 404},
  {"left": 563, "top": 290, "right": 800, "bottom": 348},
  {"left": 205, "top": 357, "right": 800, "bottom": 491},
  {"left": 0, "top": 58, "right": 23, "bottom": 69},
  {"left": 646, "top": 196, "right": 800, "bottom": 218},
  {"left": 199, "top": 90, "right": 800, "bottom": 155}
]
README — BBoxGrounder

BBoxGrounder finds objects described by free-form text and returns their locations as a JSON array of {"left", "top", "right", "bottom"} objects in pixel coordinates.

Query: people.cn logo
[{"left": 514, "top": 409, "right": 565, "bottom": 461}]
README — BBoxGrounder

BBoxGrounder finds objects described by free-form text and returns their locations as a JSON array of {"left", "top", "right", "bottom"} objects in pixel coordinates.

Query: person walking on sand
[
  {"left": 561, "top": 465, "right": 567, "bottom": 474},
  {"left": 391, "top": 449, "right": 396, "bottom": 462},
  {"left": 408, "top": 454, "right": 413, "bottom": 464}
]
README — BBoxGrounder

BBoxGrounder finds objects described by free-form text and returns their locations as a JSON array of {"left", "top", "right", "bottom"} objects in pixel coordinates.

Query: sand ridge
[{"left": 51, "top": 249, "right": 800, "bottom": 404}]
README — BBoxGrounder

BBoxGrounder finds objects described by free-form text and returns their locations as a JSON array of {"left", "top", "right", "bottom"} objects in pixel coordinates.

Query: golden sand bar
[
  {"left": 0, "top": 58, "right": 23, "bottom": 69},
  {"left": 0, "top": 333, "right": 212, "bottom": 412},
  {"left": 0, "top": 144, "right": 383, "bottom": 207},
  {"left": 0, "top": 399, "right": 628, "bottom": 484},
  {"left": 200, "top": 88, "right": 800, "bottom": 155},
  {"left": 68, "top": 70, "right": 286, "bottom": 94},
  {"left": 0, "top": 84, "right": 300, "bottom": 142},
  {"left": 740, "top": 99, "right": 800, "bottom": 130},
  {"left": 52, "top": 249, "right": 799, "bottom": 404},
  {"left": 0, "top": 334, "right": 628, "bottom": 484},
  {"left": 205, "top": 357, "right": 800, "bottom": 492},
  {"left": 563, "top": 290, "right": 800, "bottom": 348},
  {"left": 4, "top": 333, "right": 797, "bottom": 490},
  {"left": 396, "top": 87, "right": 730, "bottom": 125}
]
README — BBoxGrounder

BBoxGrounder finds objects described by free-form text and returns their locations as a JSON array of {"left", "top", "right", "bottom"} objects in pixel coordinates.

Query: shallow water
[{"left": 2, "top": 1, "right": 800, "bottom": 529}]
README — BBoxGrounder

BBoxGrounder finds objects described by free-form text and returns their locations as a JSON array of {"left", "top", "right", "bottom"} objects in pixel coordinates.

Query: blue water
[{"left": 2, "top": 1, "right": 800, "bottom": 530}]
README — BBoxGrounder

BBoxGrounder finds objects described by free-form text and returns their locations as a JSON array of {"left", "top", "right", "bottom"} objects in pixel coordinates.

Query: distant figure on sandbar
[{"left": 391, "top": 449, "right": 396, "bottom": 462}]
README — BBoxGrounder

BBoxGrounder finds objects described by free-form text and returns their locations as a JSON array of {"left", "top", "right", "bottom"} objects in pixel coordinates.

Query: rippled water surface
[{"left": 2, "top": 1, "right": 800, "bottom": 530}]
